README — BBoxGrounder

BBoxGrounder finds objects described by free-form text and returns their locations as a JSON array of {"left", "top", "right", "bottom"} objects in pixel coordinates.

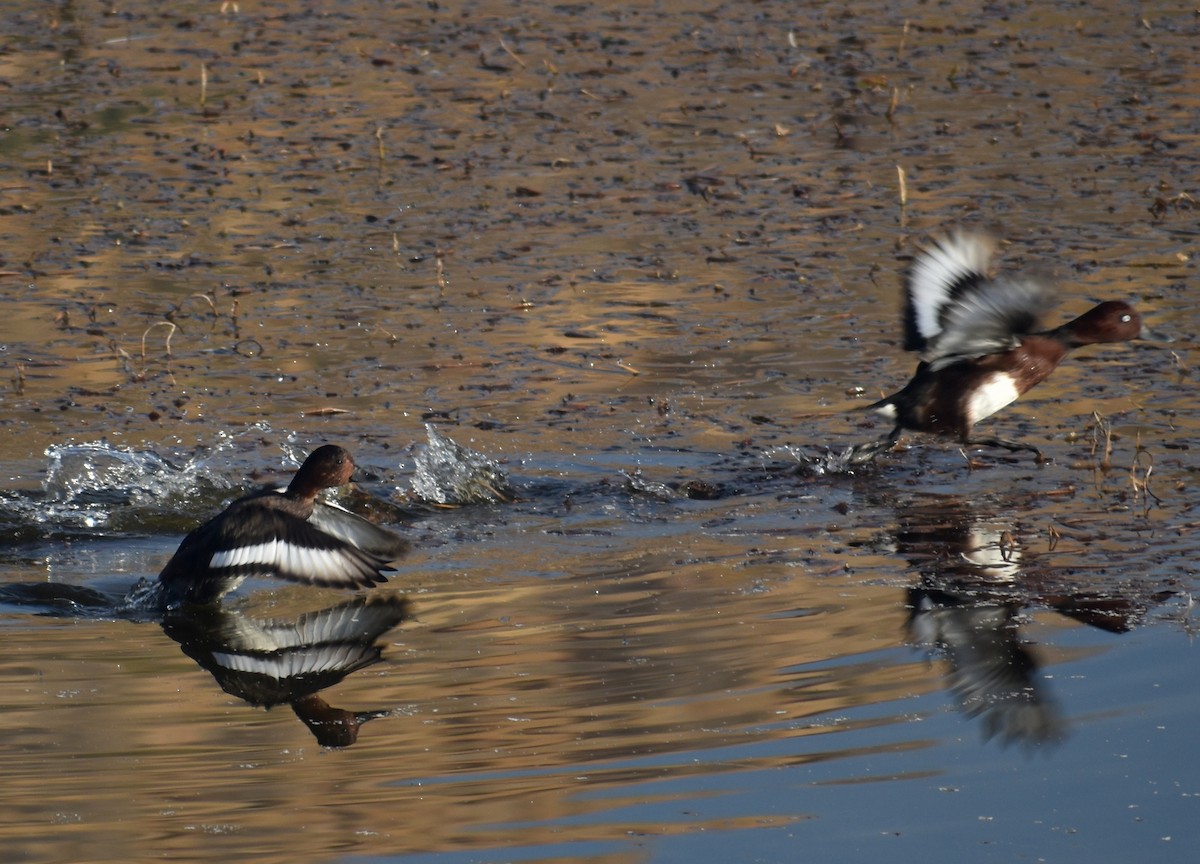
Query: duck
[
  {"left": 853, "top": 231, "right": 1146, "bottom": 462},
  {"left": 156, "top": 444, "right": 409, "bottom": 609}
]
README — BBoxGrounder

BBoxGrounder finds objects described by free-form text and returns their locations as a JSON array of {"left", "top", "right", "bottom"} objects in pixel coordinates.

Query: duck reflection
[
  {"left": 906, "top": 586, "right": 1060, "bottom": 748},
  {"left": 161, "top": 595, "right": 409, "bottom": 747},
  {"left": 893, "top": 496, "right": 1166, "bottom": 750}
]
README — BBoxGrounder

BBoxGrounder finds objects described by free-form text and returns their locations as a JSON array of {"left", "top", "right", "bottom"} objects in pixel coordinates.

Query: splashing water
[
  {"left": 620, "top": 470, "right": 678, "bottom": 501},
  {"left": 45, "top": 444, "right": 189, "bottom": 506},
  {"left": 31, "top": 443, "right": 236, "bottom": 532},
  {"left": 410, "top": 425, "right": 514, "bottom": 505},
  {"left": 760, "top": 443, "right": 882, "bottom": 476}
]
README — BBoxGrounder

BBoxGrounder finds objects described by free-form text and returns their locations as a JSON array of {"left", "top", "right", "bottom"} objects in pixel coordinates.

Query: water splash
[
  {"left": 10, "top": 442, "right": 238, "bottom": 534},
  {"left": 620, "top": 470, "right": 678, "bottom": 501},
  {"left": 45, "top": 444, "right": 206, "bottom": 507},
  {"left": 410, "top": 425, "right": 514, "bottom": 505},
  {"left": 760, "top": 442, "right": 885, "bottom": 476}
]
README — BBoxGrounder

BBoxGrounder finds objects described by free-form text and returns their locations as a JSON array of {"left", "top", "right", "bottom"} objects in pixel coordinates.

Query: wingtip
[{"left": 902, "top": 229, "right": 1007, "bottom": 351}]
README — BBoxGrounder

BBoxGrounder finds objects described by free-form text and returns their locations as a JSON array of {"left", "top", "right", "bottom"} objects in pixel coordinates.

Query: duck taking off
[
  {"left": 156, "top": 445, "right": 408, "bottom": 609},
  {"left": 855, "top": 232, "right": 1145, "bottom": 462}
]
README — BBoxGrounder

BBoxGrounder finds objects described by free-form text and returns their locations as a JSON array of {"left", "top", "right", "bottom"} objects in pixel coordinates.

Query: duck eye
[{"left": 1121, "top": 314, "right": 1132, "bottom": 323}]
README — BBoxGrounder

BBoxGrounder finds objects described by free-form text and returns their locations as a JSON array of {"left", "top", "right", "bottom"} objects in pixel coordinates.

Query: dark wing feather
[
  {"left": 903, "top": 233, "right": 998, "bottom": 352},
  {"left": 307, "top": 499, "right": 409, "bottom": 563},
  {"left": 159, "top": 495, "right": 393, "bottom": 606},
  {"left": 922, "top": 276, "right": 1055, "bottom": 370}
]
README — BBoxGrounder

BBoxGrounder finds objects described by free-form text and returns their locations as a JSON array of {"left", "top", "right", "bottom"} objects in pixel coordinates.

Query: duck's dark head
[
  {"left": 289, "top": 445, "right": 356, "bottom": 497},
  {"left": 1068, "top": 301, "right": 1142, "bottom": 345}
]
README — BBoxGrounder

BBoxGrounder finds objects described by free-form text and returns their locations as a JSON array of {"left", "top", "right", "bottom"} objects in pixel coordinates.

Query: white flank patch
[
  {"left": 966, "top": 373, "right": 1020, "bottom": 426},
  {"left": 872, "top": 402, "right": 898, "bottom": 420},
  {"left": 909, "top": 232, "right": 996, "bottom": 341},
  {"left": 210, "top": 539, "right": 360, "bottom": 582}
]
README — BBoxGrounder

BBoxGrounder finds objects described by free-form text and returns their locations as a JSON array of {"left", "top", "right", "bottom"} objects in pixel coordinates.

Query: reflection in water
[
  {"left": 893, "top": 495, "right": 1171, "bottom": 749},
  {"left": 161, "top": 596, "right": 409, "bottom": 748},
  {"left": 906, "top": 587, "right": 1061, "bottom": 748},
  {"left": 0, "top": 577, "right": 408, "bottom": 748}
]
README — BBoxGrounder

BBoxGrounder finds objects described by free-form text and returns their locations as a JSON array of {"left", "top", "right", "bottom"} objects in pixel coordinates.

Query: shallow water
[{"left": 1, "top": 1, "right": 1199, "bottom": 862}]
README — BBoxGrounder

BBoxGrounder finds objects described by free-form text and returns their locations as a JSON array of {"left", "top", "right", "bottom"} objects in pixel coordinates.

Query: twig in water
[
  {"left": 1091, "top": 411, "right": 1113, "bottom": 471},
  {"left": 499, "top": 38, "right": 526, "bottom": 69},
  {"left": 1129, "top": 436, "right": 1161, "bottom": 516},
  {"left": 190, "top": 291, "right": 217, "bottom": 315},
  {"left": 373, "top": 324, "right": 399, "bottom": 345},
  {"left": 141, "top": 321, "right": 177, "bottom": 360},
  {"left": 435, "top": 248, "right": 447, "bottom": 294},
  {"left": 1171, "top": 350, "right": 1190, "bottom": 379}
]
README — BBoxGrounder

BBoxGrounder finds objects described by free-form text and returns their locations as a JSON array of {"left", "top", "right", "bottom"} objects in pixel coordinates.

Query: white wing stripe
[
  {"left": 211, "top": 540, "right": 279, "bottom": 570},
  {"left": 210, "top": 539, "right": 371, "bottom": 583},
  {"left": 909, "top": 233, "right": 995, "bottom": 340}
]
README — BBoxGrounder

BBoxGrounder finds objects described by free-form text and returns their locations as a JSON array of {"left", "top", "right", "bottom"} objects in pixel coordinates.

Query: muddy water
[{"left": 1, "top": 1, "right": 1198, "bottom": 862}]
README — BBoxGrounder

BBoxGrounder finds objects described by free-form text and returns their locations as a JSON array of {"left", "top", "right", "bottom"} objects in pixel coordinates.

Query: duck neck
[{"left": 1048, "top": 313, "right": 1093, "bottom": 350}]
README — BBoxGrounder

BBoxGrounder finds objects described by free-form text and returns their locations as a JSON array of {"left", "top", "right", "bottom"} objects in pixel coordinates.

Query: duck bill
[{"left": 1137, "top": 324, "right": 1173, "bottom": 344}]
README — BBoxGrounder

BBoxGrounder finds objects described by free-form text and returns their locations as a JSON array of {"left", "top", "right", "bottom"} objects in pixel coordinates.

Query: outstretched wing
[
  {"left": 203, "top": 503, "right": 394, "bottom": 589},
  {"left": 308, "top": 499, "right": 410, "bottom": 563},
  {"left": 903, "top": 232, "right": 999, "bottom": 352},
  {"left": 160, "top": 498, "right": 394, "bottom": 606},
  {"left": 903, "top": 232, "right": 1055, "bottom": 370}
]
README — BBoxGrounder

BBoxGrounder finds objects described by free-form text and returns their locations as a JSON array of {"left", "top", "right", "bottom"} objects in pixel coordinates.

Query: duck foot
[
  {"left": 965, "top": 435, "right": 1046, "bottom": 463},
  {"left": 846, "top": 436, "right": 898, "bottom": 465}
]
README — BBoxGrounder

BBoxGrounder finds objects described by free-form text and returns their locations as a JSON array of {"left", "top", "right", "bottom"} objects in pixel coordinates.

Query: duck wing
[
  {"left": 903, "top": 231, "right": 999, "bottom": 352},
  {"left": 173, "top": 498, "right": 392, "bottom": 593},
  {"left": 208, "top": 505, "right": 394, "bottom": 589},
  {"left": 923, "top": 276, "right": 1055, "bottom": 370},
  {"left": 903, "top": 232, "right": 1055, "bottom": 370},
  {"left": 307, "top": 499, "right": 410, "bottom": 563}
]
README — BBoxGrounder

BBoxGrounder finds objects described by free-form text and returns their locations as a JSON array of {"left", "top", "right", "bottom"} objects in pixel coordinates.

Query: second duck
[{"left": 857, "top": 231, "right": 1147, "bottom": 462}]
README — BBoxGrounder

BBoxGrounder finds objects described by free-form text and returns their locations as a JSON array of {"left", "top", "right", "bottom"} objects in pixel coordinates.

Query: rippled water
[{"left": 1, "top": 1, "right": 1198, "bottom": 862}]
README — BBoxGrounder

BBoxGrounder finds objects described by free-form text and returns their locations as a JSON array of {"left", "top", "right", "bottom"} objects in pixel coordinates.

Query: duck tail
[{"left": 861, "top": 393, "right": 898, "bottom": 419}]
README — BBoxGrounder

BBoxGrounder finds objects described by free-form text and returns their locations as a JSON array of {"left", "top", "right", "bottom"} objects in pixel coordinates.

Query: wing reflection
[
  {"left": 894, "top": 496, "right": 1170, "bottom": 750},
  {"left": 161, "top": 595, "right": 408, "bottom": 747},
  {"left": 906, "top": 586, "right": 1061, "bottom": 748}
]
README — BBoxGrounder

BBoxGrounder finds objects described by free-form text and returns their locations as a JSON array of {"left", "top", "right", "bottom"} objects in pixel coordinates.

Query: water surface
[{"left": 1, "top": 1, "right": 1198, "bottom": 862}]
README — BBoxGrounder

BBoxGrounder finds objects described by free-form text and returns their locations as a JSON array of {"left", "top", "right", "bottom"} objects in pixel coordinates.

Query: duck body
[
  {"left": 862, "top": 232, "right": 1143, "bottom": 459},
  {"left": 871, "top": 331, "right": 1071, "bottom": 441},
  {"left": 157, "top": 445, "right": 407, "bottom": 609}
]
